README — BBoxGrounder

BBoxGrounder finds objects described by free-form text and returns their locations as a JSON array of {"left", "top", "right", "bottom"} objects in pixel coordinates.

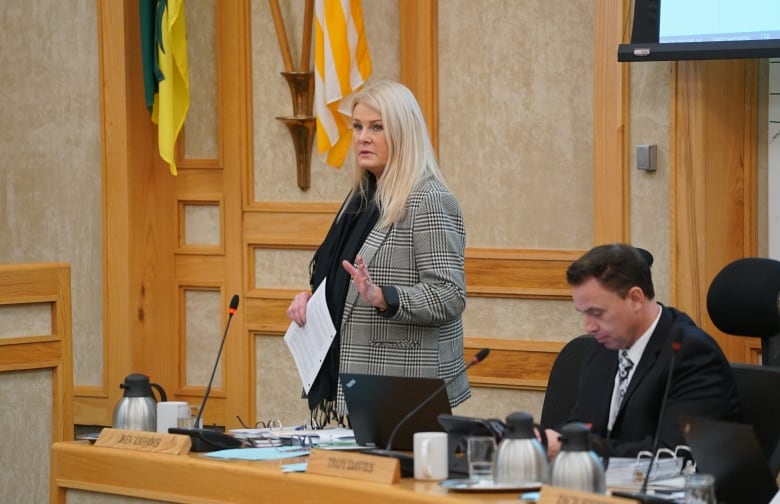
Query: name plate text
[
  {"left": 94, "top": 428, "right": 191, "bottom": 455},
  {"left": 306, "top": 448, "right": 400, "bottom": 485}
]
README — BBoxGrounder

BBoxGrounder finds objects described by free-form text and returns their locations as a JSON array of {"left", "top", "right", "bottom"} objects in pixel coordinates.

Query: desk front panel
[{"left": 51, "top": 442, "right": 525, "bottom": 504}]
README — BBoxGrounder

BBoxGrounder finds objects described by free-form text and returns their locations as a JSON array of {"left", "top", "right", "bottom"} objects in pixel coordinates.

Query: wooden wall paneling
[
  {"left": 175, "top": 284, "right": 223, "bottom": 403},
  {"left": 168, "top": 0, "right": 252, "bottom": 428},
  {"left": 465, "top": 249, "right": 584, "bottom": 299},
  {"left": 0, "top": 263, "right": 74, "bottom": 442},
  {"left": 92, "top": 0, "right": 132, "bottom": 426},
  {"left": 593, "top": 0, "right": 630, "bottom": 244},
  {"left": 244, "top": 289, "right": 301, "bottom": 335},
  {"left": 463, "top": 338, "right": 564, "bottom": 390},
  {"left": 0, "top": 264, "right": 73, "bottom": 504},
  {"left": 670, "top": 59, "right": 758, "bottom": 362},
  {"left": 121, "top": 0, "right": 178, "bottom": 400},
  {"left": 242, "top": 249, "right": 583, "bottom": 323},
  {"left": 90, "top": 0, "right": 178, "bottom": 427},
  {"left": 176, "top": 192, "right": 225, "bottom": 255},
  {"left": 176, "top": 256, "right": 227, "bottom": 283},
  {"left": 399, "top": 0, "right": 438, "bottom": 152},
  {"left": 243, "top": 204, "right": 337, "bottom": 249},
  {"left": 216, "top": 0, "right": 253, "bottom": 427}
]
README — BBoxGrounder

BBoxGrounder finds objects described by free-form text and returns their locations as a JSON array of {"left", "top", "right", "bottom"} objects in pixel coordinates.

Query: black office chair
[
  {"left": 707, "top": 257, "right": 780, "bottom": 477},
  {"left": 730, "top": 363, "right": 780, "bottom": 477},
  {"left": 540, "top": 334, "right": 597, "bottom": 430},
  {"left": 707, "top": 257, "right": 780, "bottom": 366}
]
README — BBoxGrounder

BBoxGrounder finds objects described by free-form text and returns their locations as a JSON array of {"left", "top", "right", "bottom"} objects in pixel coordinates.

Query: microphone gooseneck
[
  {"left": 169, "top": 294, "right": 244, "bottom": 452},
  {"left": 384, "top": 348, "right": 490, "bottom": 451},
  {"left": 192, "top": 294, "right": 240, "bottom": 428},
  {"left": 614, "top": 331, "right": 683, "bottom": 504},
  {"left": 638, "top": 331, "right": 683, "bottom": 495}
]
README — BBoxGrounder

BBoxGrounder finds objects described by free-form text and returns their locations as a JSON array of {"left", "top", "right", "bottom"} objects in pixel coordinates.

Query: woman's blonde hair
[{"left": 345, "top": 80, "right": 446, "bottom": 228}]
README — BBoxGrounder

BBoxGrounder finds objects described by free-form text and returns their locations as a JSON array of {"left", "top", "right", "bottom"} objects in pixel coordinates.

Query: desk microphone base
[
  {"left": 611, "top": 490, "right": 675, "bottom": 503},
  {"left": 168, "top": 427, "right": 244, "bottom": 452}
]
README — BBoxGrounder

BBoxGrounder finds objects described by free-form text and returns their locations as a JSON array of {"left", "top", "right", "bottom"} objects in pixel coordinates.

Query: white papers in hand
[{"left": 283, "top": 280, "right": 336, "bottom": 394}]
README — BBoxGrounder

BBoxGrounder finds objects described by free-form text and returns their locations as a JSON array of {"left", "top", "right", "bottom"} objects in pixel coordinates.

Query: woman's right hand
[
  {"left": 544, "top": 428, "right": 561, "bottom": 460},
  {"left": 286, "top": 291, "right": 312, "bottom": 327}
]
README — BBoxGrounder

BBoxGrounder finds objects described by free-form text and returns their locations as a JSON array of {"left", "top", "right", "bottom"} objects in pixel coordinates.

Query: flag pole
[
  {"left": 269, "top": 0, "right": 294, "bottom": 72},
  {"left": 300, "top": 0, "right": 314, "bottom": 72}
]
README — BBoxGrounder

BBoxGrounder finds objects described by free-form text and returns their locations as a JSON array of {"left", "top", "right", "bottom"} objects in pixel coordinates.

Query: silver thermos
[
  {"left": 549, "top": 422, "right": 606, "bottom": 494},
  {"left": 112, "top": 373, "right": 168, "bottom": 432},
  {"left": 494, "top": 412, "right": 548, "bottom": 484}
]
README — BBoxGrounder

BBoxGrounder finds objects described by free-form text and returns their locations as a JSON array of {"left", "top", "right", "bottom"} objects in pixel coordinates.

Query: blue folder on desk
[{"left": 341, "top": 373, "right": 451, "bottom": 451}]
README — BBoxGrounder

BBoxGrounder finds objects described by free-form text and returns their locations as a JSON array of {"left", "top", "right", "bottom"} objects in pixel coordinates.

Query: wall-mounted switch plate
[{"left": 637, "top": 144, "right": 657, "bottom": 171}]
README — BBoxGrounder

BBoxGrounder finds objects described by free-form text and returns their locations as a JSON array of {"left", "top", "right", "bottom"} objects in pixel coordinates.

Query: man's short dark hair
[{"left": 566, "top": 244, "right": 655, "bottom": 299}]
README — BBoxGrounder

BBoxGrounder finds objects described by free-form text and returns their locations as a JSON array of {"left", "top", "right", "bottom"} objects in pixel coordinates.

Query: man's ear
[{"left": 627, "top": 285, "right": 645, "bottom": 308}]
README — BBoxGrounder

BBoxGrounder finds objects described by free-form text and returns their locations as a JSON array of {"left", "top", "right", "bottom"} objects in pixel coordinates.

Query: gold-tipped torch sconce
[
  {"left": 270, "top": 0, "right": 316, "bottom": 191},
  {"left": 276, "top": 72, "right": 315, "bottom": 191}
]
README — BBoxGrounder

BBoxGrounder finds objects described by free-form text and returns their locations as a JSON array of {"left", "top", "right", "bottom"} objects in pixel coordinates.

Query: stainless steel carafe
[
  {"left": 494, "top": 412, "right": 548, "bottom": 484},
  {"left": 112, "top": 373, "right": 167, "bottom": 432},
  {"left": 549, "top": 422, "right": 606, "bottom": 494}
]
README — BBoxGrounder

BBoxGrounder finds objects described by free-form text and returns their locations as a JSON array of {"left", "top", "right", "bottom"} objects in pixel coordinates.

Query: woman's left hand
[{"left": 342, "top": 255, "right": 387, "bottom": 311}]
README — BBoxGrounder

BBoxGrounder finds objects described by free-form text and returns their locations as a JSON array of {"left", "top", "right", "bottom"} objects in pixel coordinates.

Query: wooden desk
[{"left": 51, "top": 441, "right": 527, "bottom": 504}]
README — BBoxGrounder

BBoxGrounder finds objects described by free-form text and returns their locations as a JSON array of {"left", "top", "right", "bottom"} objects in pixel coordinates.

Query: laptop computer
[
  {"left": 341, "top": 373, "right": 451, "bottom": 451},
  {"left": 678, "top": 415, "right": 778, "bottom": 504}
]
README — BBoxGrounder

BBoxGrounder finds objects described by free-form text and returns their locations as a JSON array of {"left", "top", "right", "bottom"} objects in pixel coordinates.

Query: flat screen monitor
[{"left": 618, "top": 0, "right": 780, "bottom": 62}]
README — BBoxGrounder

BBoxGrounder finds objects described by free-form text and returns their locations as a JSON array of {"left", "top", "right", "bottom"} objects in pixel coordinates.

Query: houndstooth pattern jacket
[{"left": 336, "top": 177, "right": 470, "bottom": 415}]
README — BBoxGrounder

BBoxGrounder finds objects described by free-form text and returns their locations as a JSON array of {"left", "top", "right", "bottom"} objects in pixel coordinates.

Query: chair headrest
[{"left": 706, "top": 258, "right": 780, "bottom": 337}]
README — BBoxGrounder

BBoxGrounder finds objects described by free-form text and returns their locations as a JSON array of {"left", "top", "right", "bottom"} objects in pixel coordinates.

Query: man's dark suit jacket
[{"left": 565, "top": 305, "right": 741, "bottom": 457}]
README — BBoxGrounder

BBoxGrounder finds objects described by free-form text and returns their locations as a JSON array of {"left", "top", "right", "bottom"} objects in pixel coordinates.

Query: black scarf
[{"left": 307, "top": 173, "right": 379, "bottom": 421}]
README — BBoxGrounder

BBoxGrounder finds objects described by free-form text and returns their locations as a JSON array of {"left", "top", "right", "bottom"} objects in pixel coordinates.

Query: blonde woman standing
[{"left": 287, "top": 80, "right": 469, "bottom": 425}]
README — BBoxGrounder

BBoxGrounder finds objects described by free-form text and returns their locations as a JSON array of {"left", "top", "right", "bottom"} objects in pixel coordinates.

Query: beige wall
[
  {"left": 0, "top": 1, "right": 768, "bottom": 431},
  {"left": 1, "top": 370, "right": 52, "bottom": 503},
  {"left": 0, "top": 0, "right": 102, "bottom": 387}
]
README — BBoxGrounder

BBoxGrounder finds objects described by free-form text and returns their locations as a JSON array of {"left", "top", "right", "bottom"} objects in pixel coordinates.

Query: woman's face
[{"left": 352, "top": 103, "right": 388, "bottom": 179}]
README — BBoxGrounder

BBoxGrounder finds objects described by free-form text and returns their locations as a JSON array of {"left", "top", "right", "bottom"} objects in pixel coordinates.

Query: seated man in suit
[{"left": 544, "top": 244, "right": 741, "bottom": 459}]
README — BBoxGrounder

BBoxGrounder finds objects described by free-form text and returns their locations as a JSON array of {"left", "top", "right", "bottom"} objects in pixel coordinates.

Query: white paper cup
[{"left": 156, "top": 401, "right": 191, "bottom": 433}]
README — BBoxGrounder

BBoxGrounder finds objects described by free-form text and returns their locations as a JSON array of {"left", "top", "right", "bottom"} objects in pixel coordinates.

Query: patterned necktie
[{"left": 617, "top": 350, "right": 634, "bottom": 408}]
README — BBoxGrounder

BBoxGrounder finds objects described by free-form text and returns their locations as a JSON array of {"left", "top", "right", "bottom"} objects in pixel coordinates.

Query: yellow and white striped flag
[
  {"left": 314, "top": 0, "right": 372, "bottom": 168},
  {"left": 151, "top": 0, "right": 190, "bottom": 175}
]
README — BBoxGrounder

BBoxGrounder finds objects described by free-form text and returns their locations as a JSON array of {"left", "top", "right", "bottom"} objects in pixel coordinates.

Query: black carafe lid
[
  {"left": 120, "top": 373, "right": 152, "bottom": 397},
  {"left": 503, "top": 412, "right": 536, "bottom": 440},
  {"left": 559, "top": 422, "right": 593, "bottom": 451}
]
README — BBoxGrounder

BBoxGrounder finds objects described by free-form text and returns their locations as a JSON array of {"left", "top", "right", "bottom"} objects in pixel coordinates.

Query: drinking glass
[
  {"left": 467, "top": 436, "right": 497, "bottom": 484},
  {"left": 684, "top": 473, "right": 716, "bottom": 504}
]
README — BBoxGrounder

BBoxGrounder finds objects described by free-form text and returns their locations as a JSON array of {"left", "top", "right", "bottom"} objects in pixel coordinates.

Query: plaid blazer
[{"left": 337, "top": 177, "right": 470, "bottom": 414}]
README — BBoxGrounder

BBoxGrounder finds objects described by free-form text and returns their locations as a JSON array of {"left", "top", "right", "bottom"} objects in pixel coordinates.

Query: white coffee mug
[
  {"left": 156, "top": 401, "right": 191, "bottom": 433},
  {"left": 413, "top": 431, "right": 449, "bottom": 481}
]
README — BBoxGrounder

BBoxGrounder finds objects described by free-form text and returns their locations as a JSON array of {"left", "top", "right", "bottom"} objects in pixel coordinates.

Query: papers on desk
[
  {"left": 229, "top": 427, "right": 359, "bottom": 450},
  {"left": 283, "top": 280, "right": 336, "bottom": 394},
  {"left": 206, "top": 428, "right": 361, "bottom": 468},
  {"left": 206, "top": 447, "right": 311, "bottom": 461},
  {"left": 607, "top": 457, "right": 686, "bottom": 494},
  {"left": 607, "top": 456, "right": 684, "bottom": 486}
]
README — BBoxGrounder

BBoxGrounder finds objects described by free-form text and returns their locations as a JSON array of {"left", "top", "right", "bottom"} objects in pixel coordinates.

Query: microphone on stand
[
  {"left": 386, "top": 348, "right": 490, "bottom": 451},
  {"left": 364, "top": 348, "right": 490, "bottom": 475},
  {"left": 169, "top": 294, "right": 244, "bottom": 452},
  {"left": 612, "top": 332, "right": 683, "bottom": 503}
]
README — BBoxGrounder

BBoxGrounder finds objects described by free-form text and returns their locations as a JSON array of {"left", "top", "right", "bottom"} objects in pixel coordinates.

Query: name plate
[
  {"left": 538, "top": 485, "right": 637, "bottom": 503},
  {"left": 306, "top": 448, "right": 400, "bottom": 485},
  {"left": 94, "top": 428, "right": 191, "bottom": 455}
]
